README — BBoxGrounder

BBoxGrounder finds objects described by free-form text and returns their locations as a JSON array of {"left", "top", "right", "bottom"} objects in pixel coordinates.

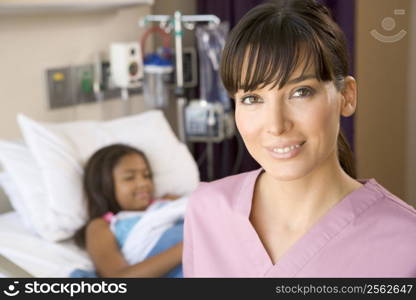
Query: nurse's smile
[{"left": 265, "top": 141, "right": 306, "bottom": 160}]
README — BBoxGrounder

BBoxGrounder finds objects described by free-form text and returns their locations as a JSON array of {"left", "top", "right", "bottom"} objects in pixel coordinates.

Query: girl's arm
[
  {"left": 85, "top": 218, "right": 183, "bottom": 278},
  {"left": 162, "top": 194, "right": 181, "bottom": 201}
]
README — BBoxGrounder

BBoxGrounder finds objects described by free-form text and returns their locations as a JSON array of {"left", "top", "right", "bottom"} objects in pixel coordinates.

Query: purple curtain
[
  {"left": 196, "top": 0, "right": 356, "bottom": 180},
  {"left": 197, "top": 0, "right": 265, "bottom": 28},
  {"left": 319, "top": 0, "right": 356, "bottom": 150}
]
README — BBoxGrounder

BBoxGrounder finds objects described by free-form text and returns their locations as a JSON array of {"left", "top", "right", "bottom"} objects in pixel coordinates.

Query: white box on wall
[{"left": 110, "top": 42, "right": 144, "bottom": 89}]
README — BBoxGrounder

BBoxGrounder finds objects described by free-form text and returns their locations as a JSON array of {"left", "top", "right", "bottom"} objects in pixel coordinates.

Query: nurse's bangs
[{"left": 220, "top": 3, "right": 345, "bottom": 97}]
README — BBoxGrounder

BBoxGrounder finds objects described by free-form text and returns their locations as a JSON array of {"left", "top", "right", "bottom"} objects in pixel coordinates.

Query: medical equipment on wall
[
  {"left": 184, "top": 98, "right": 235, "bottom": 179},
  {"left": 139, "top": 12, "right": 236, "bottom": 180},
  {"left": 110, "top": 42, "right": 143, "bottom": 100},
  {"left": 143, "top": 59, "right": 173, "bottom": 108},
  {"left": 141, "top": 26, "right": 173, "bottom": 109},
  {"left": 185, "top": 100, "right": 224, "bottom": 142}
]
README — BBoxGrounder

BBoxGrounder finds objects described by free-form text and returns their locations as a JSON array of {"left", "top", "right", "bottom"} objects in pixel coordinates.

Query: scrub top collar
[{"left": 235, "top": 168, "right": 381, "bottom": 277}]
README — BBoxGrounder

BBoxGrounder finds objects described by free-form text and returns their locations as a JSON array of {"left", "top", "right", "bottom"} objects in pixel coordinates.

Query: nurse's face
[{"left": 234, "top": 65, "right": 355, "bottom": 181}]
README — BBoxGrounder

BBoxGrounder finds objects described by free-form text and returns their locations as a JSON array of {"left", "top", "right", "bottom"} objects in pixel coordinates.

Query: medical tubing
[{"left": 140, "top": 26, "right": 171, "bottom": 59}]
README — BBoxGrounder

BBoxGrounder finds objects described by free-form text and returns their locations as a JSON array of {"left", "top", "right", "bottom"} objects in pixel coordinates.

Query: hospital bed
[
  {"left": 0, "top": 188, "right": 92, "bottom": 277},
  {"left": 0, "top": 188, "right": 33, "bottom": 277},
  {"left": 0, "top": 110, "right": 199, "bottom": 278}
]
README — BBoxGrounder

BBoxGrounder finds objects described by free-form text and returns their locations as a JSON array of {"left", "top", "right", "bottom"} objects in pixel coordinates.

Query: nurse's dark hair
[
  {"left": 73, "top": 143, "right": 152, "bottom": 248},
  {"left": 220, "top": 0, "right": 356, "bottom": 178}
]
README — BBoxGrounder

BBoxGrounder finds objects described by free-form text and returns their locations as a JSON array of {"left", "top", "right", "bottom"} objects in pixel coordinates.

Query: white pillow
[
  {"left": 0, "top": 142, "right": 49, "bottom": 236},
  {"left": 0, "top": 172, "right": 28, "bottom": 225},
  {"left": 18, "top": 110, "right": 200, "bottom": 241}
]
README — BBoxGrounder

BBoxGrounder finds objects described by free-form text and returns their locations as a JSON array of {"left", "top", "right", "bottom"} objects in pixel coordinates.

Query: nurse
[{"left": 183, "top": 0, "right": 416, "bottom": 277}]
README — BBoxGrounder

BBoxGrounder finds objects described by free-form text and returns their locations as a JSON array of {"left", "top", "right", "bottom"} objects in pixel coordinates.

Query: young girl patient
[{"left": 72, "top": 143, "right": 184, "bottom": 278}]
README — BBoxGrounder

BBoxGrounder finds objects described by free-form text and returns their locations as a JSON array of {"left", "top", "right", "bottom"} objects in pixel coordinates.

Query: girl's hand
[{"left": 163, "top": 194, "right": 181, "bottom": 201}]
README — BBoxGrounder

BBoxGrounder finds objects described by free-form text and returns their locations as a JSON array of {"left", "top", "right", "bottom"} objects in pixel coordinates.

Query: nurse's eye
[
  {"left": 290, "top": 87, "right": 315, "bottom": 99},
  {"left": 240, "top": 94, "right": 263, "bottom": 105}
]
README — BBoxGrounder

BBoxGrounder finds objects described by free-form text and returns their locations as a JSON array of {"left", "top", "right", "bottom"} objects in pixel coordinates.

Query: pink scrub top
[{"left": 183, "top": 169, "right": 416, "bottom": 277}]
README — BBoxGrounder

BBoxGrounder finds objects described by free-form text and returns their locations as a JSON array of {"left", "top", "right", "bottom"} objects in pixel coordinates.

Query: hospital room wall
[
  {"left": 355, "top": 0, "right": 415, "bottom": 206},
  {"left": 407, "top": 1, "right": 416, "bottom": 206},
  {"left": 0, "top": 4, "right": 153, "bottom": 141}
]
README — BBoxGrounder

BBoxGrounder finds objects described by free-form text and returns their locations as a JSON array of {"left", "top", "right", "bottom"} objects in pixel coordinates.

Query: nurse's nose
[{"left": 265, "top": 102, "right": 290, "bottom": 136}]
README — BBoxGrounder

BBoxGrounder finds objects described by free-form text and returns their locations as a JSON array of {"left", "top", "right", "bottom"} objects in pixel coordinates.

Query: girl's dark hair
[
  {"left": 220, "top": 0, "right": 356, "bottom": 178},
  {"left": 74, "top": 143, "right": 152, "bottom": 248}
]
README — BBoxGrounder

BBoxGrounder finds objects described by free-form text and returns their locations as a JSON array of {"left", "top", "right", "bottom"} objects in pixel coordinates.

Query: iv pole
[
  {"left": 140, "top": 12, "right": 221, "bottom": 181},
  {"left": 139, "top": 12, "right": 220, "bottom": 143}
]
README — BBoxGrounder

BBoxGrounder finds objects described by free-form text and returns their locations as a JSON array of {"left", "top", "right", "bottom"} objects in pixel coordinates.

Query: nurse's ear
[{"left": 339, "top": 76, "right": 357, "bottom": 117}]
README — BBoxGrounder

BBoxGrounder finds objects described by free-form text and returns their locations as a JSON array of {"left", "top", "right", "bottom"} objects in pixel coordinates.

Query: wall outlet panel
[
  {"left": 73, "top": 64, "right": 95, "bottom": 104},
  {"left": 46, "top": 67, "right": 74, "bottom": 109},
  {"left": 46, "top": 63, "right": 142, "bottom": 110}
]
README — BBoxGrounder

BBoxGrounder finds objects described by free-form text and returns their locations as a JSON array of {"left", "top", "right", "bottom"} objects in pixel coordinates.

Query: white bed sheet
[{"left": 0, "top": 211, "right": 93, "bottom": 277}]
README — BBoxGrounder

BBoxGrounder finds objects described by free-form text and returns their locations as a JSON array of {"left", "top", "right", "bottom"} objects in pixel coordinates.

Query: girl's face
[
  {"left": 113, "top": 153, "right": 154, "bottom": 211},
  {"left": 235, "top": 65, "right": 354, "bottom": 182}
]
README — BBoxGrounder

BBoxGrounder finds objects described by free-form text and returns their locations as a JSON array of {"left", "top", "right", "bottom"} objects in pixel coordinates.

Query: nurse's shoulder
[
  {"left": 362, "top": 180, "right": 416, "bottom": 245},
  {"left": 187, "top": 169, "right": 261, "bottom": 213},
  {"left": 371, "top": 180, "right": 416, "bottom": 222}
]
